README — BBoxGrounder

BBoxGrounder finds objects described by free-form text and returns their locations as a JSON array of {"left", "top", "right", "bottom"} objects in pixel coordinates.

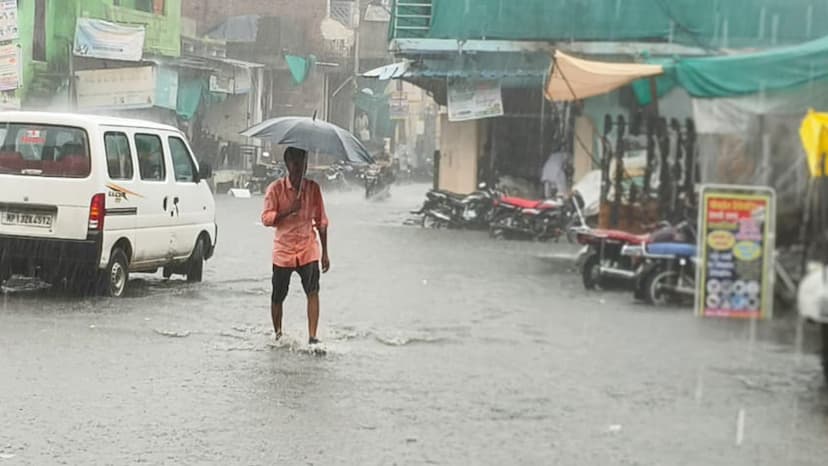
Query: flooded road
[{"left": 1, "top": 184, "right": 827, "bottom": 465}]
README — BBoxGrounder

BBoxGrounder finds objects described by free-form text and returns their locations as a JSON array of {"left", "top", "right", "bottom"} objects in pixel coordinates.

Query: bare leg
[
  {"left": 271, "top": 302, "right": 283, "bottom": 337},
  {"left": 307, "top": 293, "right": 320, "bottom": 340}
]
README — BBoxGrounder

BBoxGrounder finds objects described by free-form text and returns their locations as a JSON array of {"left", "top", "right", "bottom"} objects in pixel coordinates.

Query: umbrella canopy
[{"left": 241, "top": 117, "right": 375, "bottom": 165}]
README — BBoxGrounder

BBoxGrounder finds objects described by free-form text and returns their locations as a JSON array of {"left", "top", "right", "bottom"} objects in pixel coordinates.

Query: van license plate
[{"left": 1, "top": 212, "right": 53, "bottom": 228}]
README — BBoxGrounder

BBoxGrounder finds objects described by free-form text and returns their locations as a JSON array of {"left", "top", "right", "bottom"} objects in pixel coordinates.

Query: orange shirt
[{"left": 261, "top": 178, "right": 328, "bottom": 267}]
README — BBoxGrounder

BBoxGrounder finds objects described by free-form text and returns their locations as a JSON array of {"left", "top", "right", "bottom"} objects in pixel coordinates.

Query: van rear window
[{"left": 0, "top": 123, "right": 90, "bottom": 178}]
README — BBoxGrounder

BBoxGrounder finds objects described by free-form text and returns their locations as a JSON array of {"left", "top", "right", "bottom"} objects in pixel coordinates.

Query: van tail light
[{"left": 88, "top": 193, "right": 105, "bottom": 231}]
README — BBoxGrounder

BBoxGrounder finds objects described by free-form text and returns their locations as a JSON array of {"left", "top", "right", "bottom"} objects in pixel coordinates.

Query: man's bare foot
[
  {"left": 274, "top": 331, "right": 283, "bottom": 341},
  {"left": 308, "top": 337, "right": 320, "bottom": 345}
]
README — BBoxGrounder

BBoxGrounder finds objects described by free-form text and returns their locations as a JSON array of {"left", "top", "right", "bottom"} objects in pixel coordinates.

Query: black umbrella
[{"left": 241, "top": 115, "right": 375, "bottom": 165}]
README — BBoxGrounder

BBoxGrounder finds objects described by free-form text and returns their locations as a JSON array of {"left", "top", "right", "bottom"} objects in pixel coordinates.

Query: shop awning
[
  {"left": 545, "top": 50, "right": 663, "bottom": 102},
  {"left": 362, "top": 61, "right": 411, "bottom": 80}
]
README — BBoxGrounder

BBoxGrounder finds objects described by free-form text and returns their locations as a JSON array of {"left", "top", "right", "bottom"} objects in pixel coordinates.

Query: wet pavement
[{"left": 1, "top": 183, "right": 828, "bottom": 465}]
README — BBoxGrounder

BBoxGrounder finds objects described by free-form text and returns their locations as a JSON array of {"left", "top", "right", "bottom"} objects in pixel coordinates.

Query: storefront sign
[
  {"left": 696, "top": 185, "right": 776, "bottom": 320},
  {"left": 76, "top": 66, "right": 155, "bottom": 110},
  {"left": 0, "top": 0, "right": 19, "bottom": 42},
  {"left": 209, "top": 74, "right": 234, "bottom": 94},
  {"left": 209, "top": 66, "right": 251, "bottom": 94},
  {"left": 74, "top": 18, "right": 146, "bottom": 62},
  {"left": 0, "top": 44, "right": 19, "bottom": 91},
  {"left": 447, "top": 79, "right": 504, "bottom": 122}
]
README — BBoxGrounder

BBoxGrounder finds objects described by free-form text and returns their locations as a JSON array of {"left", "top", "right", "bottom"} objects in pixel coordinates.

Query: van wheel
[
  {"left": 186, "top": 238, "right": 206, "bottom": 283},
  {"left": 98, "top": 248, "right": 129, "bottom": 297}
]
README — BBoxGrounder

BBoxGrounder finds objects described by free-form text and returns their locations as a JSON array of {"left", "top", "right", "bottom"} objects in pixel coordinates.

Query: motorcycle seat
[
  {"left": 591, "top": 229, "right": 648, "bottom": 244},
  {"left": 646, "top": 242, "right": 697, "bottom": 257},
  {"left": 429, "top": 190, "right": 464, "bottom": 200},
  {"left": 500, "top": 196, "right": 542, "bottom": 209}
]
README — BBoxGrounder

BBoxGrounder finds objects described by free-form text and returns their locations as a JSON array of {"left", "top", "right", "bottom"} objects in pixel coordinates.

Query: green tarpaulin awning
[
  {"left": 628, "top": 34, "right": 828, "bottom": 104},
  {"left": 668, "top": 35, "right": 828, "bottom": 98},
  {"left": 415, "top": 0, "right": 828, "bottom": 49}
]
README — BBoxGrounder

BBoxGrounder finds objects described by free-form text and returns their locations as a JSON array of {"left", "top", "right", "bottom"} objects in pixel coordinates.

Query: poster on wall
[
  {"left": 0, "top": 0, "right": 18, "bottom": 42},
  {"left": 696, "top": 185, "right": 776, "bottom": 320},
  {"left": 0, "top": 44, "right": 19, "bottom": 91},
  {"left": 75, "top": 66, "right": 155, "bottom": 110},
  {"left": 447, "top": 79, "right": 504, "bottom": 122},
  {"left": 73, "top": 18, "right": 146, "bottom": 62}
]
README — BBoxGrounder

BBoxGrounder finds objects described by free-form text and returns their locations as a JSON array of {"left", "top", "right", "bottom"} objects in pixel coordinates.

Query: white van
[{"left": 0, "top": 112, "right": 217, "bottom": 297}]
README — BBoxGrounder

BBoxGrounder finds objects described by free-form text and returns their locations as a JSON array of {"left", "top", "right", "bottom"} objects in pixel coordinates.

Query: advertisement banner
[
  {"left": 76, "top": 66, "right": 155, "bottom": 110},
  {"left": 0, "top": 44, "right": 19, "bottom": 91},
  {"left": 0, "top": 0, "right": 19, "bottom": 42},
  {"left": 447, "top": 79, "right": 504, "bottom": 122},
  {"left": 696, "top": 185, "right": 776, "bottom": 320},
  {"left": 73, "top": 18, "right": 146, "bottom": 62}
]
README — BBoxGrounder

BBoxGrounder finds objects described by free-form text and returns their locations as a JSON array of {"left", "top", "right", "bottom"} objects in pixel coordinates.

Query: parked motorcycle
[
  {"left": 576, "top": 228, "right": 651, "bottom": 290},
  {"left": 576, "top": 220, "right": 677, "bottom": 290},
  {"left": 625, "top": 220, "right": 699, "bottom": 305},
  {"left": 489, "top": 192, "right": 585, "bottom": 242},
  {"left": 365, "top": 164, "right": 395, "bottom": 200},
  {"left": 414, "top": 183, "right": 501, "bottom": 229},
  {"left": 324, "top": 161, "right": 355, "bottom": 191},
  {"left": 246, "top": 163, "right": 287, "bottom": 194}
]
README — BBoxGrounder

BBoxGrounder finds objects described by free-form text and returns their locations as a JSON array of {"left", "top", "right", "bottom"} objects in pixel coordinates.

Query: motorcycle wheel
[
  {"left": 423, "top": 214, "right": 447, "bottom": 229},
  {"left": 822, "top": 324, "right": 828, "bottom": 385},
  {"left": 581, "top": 253, "right": 603, "bottom": 290},
  {"left": 644, "top": 268, "right": 680, "bottom": 306}
]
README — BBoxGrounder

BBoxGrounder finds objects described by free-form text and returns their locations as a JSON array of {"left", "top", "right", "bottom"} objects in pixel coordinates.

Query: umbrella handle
[{"left": 297, "top": 156, "right": 307, "bottom": 200}]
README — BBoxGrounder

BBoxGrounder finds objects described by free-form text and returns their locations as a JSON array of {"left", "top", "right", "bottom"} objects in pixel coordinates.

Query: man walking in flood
[{"left": 261, "top": 147, "right": 330, "bottom": 344}]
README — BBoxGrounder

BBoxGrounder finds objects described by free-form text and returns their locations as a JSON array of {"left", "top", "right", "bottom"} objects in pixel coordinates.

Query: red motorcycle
[{"left": 489, "top": 193, "right": 584, "bottom": 242}]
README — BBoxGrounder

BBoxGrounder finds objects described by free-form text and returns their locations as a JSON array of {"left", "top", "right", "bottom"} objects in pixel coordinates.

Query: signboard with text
[
  {"left": 0, "top": 0, "right": 19, "bottom": 42},
  {"left": 0, "top": 44, "right": 19, "bottom": 91},
  {"left": 696, "top": 185, "right": 776, "bottom": 320},
  {"left": 447, "top": 79, "right": 504, "bottom": 122},
  {"left": 74, "top": 18, "right": 145, "bottom": 62},
  {"left": 76, "top": 66, "right": 155, "bottom": 110}
]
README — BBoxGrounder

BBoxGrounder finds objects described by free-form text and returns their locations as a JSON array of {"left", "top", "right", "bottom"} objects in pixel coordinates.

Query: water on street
[{"left": 1, "top": 184, "right": 827, "bottom": 465}]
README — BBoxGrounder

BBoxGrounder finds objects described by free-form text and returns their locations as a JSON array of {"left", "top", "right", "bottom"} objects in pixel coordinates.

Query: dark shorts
[{"left": 271, "top": 262, "right": 320, "bottom": 304}]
